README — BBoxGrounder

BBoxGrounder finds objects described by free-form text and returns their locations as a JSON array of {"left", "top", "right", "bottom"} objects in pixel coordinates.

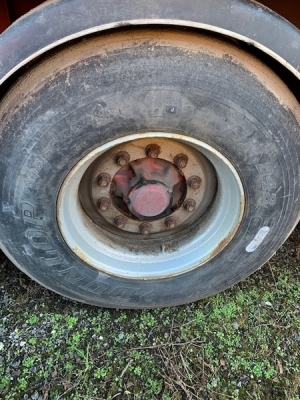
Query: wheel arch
[{"left": 0, "top": 0, "right": 300, "bottom": 88}]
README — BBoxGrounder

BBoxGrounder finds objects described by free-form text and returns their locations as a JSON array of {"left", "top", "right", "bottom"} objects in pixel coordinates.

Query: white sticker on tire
[{"left": 246, "top": 226, "right": 270, "bottom": 253}]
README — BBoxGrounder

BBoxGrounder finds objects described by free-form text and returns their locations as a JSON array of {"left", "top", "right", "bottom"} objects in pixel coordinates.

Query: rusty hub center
[
  {"left": 78, "top": 137, "right": 217, "bottom": 236},
  {"left": 111, "top": 157, "right": 186, "bottom": 220},
  {"left": 128, "top": 182, "right": 171, "bottom": 217}
]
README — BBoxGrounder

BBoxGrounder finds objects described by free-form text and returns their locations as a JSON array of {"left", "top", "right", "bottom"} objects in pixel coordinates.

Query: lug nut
[
  {"left": 116, "top": 151, "right": 130, "bottom": 166},
  {"left": 146, "top": 144, "right": 161, "bottom": 158},
  {"left": 188, "top": 176, "right": 202, "bottom": 189},
  {"left": 97, "top": 173, "right": 111, "bottom": 187},
  {"left": 184, "top": 199, "right": 196, "bottom": 212},
  {"left": 139, "top": 222, "right": 152, "bottom": 235},
  {"left": 174, "top": 154, "right": 188, "bottom": 169},
  {"left": 114, "top": 215, "right": 127, "bottom": 229},
  {"left": 165, "top": 217, "right": 177, "bottom": 229},
  {"left": 97, "top": 197, "right": 111, "bottom": 211}
]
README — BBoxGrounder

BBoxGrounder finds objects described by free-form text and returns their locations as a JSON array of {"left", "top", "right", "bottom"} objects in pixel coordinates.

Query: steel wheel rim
[{"left": 57, "top": 132, "right": 245, "bottom": 279}]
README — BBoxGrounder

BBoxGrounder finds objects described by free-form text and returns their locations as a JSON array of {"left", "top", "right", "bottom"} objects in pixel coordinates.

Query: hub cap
[{"left": 112, "top": 157, "right": 185, "bottom": 219}]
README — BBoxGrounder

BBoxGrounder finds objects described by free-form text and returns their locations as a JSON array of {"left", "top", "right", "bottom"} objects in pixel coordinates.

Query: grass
[{"left": 0, "top": 224, "right": 299, "bottom": 399}]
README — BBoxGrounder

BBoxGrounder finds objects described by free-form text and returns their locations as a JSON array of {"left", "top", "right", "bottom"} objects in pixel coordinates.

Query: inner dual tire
[{"left": 0, "top": 29, "right": 299, "bottom": 308}]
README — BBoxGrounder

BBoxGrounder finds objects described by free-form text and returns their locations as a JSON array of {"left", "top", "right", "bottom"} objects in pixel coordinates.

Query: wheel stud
[
  {"left": 97, "top": 197, "right": 111, "bottom": 211},
  {"left": 184, "top": 199, "right": 196, "bottom": 212},
  {"left": 114, "top": 215, "right": 127, "bottom": 229},
  {"left": 97, "top": 173, "right": 111, "bottom": 187},
  {"left": 165, "top": 217, "right": 177, "bottom": 229},
  {"left": 188, "top": 176, "right": 202, "bottom": 189},
  {"left": 116, "top": 151, "right": 130, "bottom": 166},
  {"left": 139, "top": 222, "right": 152, "bottom": 235},
  {"left": 146, "top": 144, "right": 161, "bottom": 158},
  {"left": 174, "top": 154, "right": 188, "bottom": 168}
]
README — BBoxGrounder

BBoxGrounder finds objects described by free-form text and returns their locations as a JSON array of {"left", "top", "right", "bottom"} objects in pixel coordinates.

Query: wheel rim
[{"left": 57, "top": 132, "right": 245, "bottom": 279}]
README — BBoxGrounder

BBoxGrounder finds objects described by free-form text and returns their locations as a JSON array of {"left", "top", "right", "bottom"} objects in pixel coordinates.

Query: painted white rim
[{"left": 57, "top": 132, "right": 245, "bottom": 279}]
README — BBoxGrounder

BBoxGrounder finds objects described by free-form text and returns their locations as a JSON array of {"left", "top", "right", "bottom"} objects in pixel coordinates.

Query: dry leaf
[{"left": 277, "top": 360, "right": 284, "bottom": 374}]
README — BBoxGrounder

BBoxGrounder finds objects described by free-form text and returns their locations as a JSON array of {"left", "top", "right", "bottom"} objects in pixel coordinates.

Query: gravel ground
[{"left": 0, "top": 224, "right": 300, "bottom": 399}]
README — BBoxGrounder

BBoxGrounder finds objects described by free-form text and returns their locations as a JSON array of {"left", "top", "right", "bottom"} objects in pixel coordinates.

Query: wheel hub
[
  {"left": 78, "top": 137, "right": 217, "bottom": 236},
  {"left": 127, "top": 182, "right": 171, "bottom": 218},
  {"left": 112, "top": 157, "right": 185, "bottom": 220}
]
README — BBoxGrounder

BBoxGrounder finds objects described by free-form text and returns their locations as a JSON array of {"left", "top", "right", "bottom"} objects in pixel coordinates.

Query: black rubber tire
[{"left": 0, "top": 29, "right": 299, "bottom": 308}]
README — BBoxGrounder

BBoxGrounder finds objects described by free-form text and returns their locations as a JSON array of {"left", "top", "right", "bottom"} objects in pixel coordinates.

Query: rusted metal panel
[
  {"left": 259, "top": 0, "right": 300, "bottom": 29},
  {"left": 6, "top": 0, "right": 45, "bottom": 22},
  {"left": 0, "top": 0, "right": 10, "bottom": 33}
]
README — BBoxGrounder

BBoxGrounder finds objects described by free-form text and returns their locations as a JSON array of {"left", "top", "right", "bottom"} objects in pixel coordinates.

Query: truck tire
[{"left": 0, "top": 29, "right": 299, "bottom": 308}]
